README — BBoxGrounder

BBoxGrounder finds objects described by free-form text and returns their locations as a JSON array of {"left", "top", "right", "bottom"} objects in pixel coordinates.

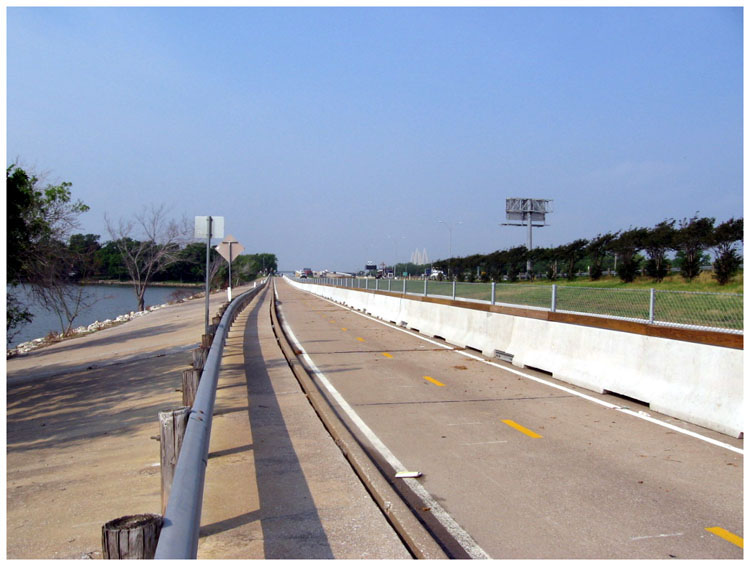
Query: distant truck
[{"left": 302, "top": 268, "right": 313, "bottom": 278}]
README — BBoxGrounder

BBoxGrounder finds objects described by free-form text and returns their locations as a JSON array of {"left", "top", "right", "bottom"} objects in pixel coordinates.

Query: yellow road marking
[
  {"left": 382, "top": 352, "right": 393, "bottom": 358},
  {"left": 341, "top": 327, "right": 348, "bottom": 331},
  {"left": 705, "top": 527, "right": 743, "bottom": 548},
  {"left": 356, "top": 337, "right": 365, "bottom": 342},
  {"left": 502, "top": 419, "right": 543, "bottom": 438},
  {"left": 423, "top": 376, "right": 445, "bottom": 387}
]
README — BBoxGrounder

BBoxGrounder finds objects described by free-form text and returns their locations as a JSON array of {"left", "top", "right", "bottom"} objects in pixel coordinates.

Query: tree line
[
  {"left": 402, "top": 216, "right": 743, "bottom": 285},
  {"left": 7, "top": 164, "right": 277, "bottom": 343}
]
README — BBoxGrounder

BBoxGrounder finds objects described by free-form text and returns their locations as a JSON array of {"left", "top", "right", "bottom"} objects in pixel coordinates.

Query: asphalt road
[{"left": 274, "top": 277, "right": 744, "bottom": 559}]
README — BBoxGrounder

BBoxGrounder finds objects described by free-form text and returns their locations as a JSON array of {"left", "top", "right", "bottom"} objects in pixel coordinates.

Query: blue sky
[{"left": 6, "top": 6, "right": 743, "bottom": 272}]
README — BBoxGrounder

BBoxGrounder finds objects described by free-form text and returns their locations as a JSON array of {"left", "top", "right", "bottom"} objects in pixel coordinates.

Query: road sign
[
  {"left": 215, "top": 235, "right": 244, "bottom": 262},
  {"left": 194, "top": 216, "right": 224, "bottom": 239}
]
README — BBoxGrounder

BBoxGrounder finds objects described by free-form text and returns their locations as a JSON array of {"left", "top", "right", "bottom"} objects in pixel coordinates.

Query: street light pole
[{"left": 438, "top": 220, "right": 462, "bottom": 279}]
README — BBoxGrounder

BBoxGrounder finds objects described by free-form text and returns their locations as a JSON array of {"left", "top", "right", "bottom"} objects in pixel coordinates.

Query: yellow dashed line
[
  {"left": 341, "top": 327, "right": 348, "bottom": 331},
  {"left": 502, "top": 419, "right": 543, "bottom": 438},
  {"left": 706, "top": 527, "right": 743, "bottom": 548},
  {"left": 382, "top": 352, "right": 393, "bottom": 359},
  {"left": 356, "top": 337, "right": 365, "bottom": 342},
  {"left": 423, "top": 376, "right": 445, "bottom": 387}
]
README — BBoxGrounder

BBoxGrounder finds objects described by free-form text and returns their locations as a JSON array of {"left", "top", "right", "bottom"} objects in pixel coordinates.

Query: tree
[
  {"left": 610, "top": 228, "right": 647, "bottom": 283},
  {"left": 28, "top": 237, "right": 97, "bottom": 336},
  {"left": 585, "top": 232, "right": 617, "bottom": 281},
  {"left": 106, "top": 205, "right": 189, "bottom": 312},
  {"left": 6, "top": 164, "right": 89, "bottom": 342},
  {"left": 559, "top": 239, "right": 588, "bottom": 281},
  {"left": 68, "top": 233, "right": 102, "bottom": 280},
  {"left": 711, "top": 218, "right": 743, "bottom": 285},
  {"left": 641, "top": 220, "right": 675, "bottom": 282},
  {"left": 673, "top": 215, "right": 715, "bottom": 281}
]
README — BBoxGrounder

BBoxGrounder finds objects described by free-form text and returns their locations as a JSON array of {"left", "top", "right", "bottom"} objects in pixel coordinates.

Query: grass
[
  {"left": 379, "top": 271, "right": 744, "bottom": 331},
  {"left": 523, "top": 271, "right": 743, "bottom": 294}
]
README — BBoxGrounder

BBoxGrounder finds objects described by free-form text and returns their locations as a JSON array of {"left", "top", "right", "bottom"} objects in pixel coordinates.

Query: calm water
[{"left": 7, "top": 283, "right": 197, "bottom": 347}]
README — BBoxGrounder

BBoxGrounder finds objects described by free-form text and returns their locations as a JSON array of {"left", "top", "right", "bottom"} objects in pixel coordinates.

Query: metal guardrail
[
  {"left": 295, "top": 277, "right": 743, "bottom": 334},
  {"left": 154, "top": 279, "right": 266, "bottom": 559}
]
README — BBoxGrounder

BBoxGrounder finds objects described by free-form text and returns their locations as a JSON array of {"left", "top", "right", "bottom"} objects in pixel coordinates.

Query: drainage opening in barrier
[
  {"left": 465, "top": 345, "right": 481, "bottom": 353},
  {"left": 524, "top": 365, "right": 552, "bottom": 376},
  {"left": 433, "top": 335, "right": 446, "bottom": 341},
  {"left": 604, "top": 389, "right": 650, "bottom": 408}
]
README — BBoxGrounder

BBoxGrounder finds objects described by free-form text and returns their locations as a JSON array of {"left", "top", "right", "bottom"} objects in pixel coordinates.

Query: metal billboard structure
[{"left": 501, "top": 198, "right": 553, "bottom": 273}]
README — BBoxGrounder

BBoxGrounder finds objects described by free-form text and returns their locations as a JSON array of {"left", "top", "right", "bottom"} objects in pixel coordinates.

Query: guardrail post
[
  {"left": 192, "top": 347, "right": 206, "bottom": 370},
  {"left": 159, "top": 406, "right": 190, "bottom": 514},
  {"left": 551, "top": 284, "right": 557, "bottom": 312},
  {"left": 491, "top": 282, "right": 496, "bottom": 305},
  {"left": 649, "top": 288, "right": 655, "bottom": 323},
  {"left": 102, "top": 514, "right": 163, "bottom": 559},
  {"left": 182, "top": 369, "right": 200, "bottom": 407}
]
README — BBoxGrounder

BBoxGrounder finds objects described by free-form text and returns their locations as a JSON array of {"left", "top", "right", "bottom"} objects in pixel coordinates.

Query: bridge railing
[{"left": 294, "top": 277, "right": 743, "bottom": 334}]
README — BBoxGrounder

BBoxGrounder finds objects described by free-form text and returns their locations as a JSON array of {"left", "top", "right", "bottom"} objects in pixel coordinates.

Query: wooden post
[
  {"left": 192, "top": 347, "right": 206, "bottom": 370},
  {"left": 182, "top": 369, "right": 200, "bottom": 407},
  {"left": 102, "top": 513, "right": 163, "bottom": 559},
  {"left": 201, "top": 334, "right": 210, "bottom": 348},
  {"left": 159, "top": 407, "right": 190, "bottom": 515}
]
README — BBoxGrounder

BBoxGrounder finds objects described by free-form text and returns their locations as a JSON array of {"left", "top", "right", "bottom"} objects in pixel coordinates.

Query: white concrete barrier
[{"left": 286, "top": 278, "right": 743, "bottom": 438}]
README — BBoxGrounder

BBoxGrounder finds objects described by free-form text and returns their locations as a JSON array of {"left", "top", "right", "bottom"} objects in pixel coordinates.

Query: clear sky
[{"left": 6, "top": 5, "right": 743, "bottom": 273}]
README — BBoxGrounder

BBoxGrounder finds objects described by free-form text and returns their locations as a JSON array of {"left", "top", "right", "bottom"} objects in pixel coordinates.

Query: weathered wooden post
[
  {"left": 102, "top": 513, "right": 163, "bottom": 559},
  {"left": 159, "top": 407, "right": 190, "bottom": 514},
  {"left": 181, "top": 369, "right": 200, "bottom": 407},
  {"left": 192, "top": 347, "right": 206, "bottom": 370}
]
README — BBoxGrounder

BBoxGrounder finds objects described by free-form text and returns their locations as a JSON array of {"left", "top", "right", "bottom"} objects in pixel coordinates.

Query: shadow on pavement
[{"left": 241, "top": 292, "right": 334, "bottom": 559}]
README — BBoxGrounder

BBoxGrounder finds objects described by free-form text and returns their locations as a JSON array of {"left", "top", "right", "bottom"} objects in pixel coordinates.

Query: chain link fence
[{"left": 300, "top": 277, "right": 743, "bottom": 334}]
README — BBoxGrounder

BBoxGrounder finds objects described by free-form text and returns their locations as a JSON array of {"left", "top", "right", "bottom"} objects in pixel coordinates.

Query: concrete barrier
[{"left": 287, "top": 278, "right": 743, "bottom": 439}]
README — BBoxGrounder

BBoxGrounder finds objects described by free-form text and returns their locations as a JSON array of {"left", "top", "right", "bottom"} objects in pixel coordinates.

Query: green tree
[
  {"left": 641, "top": 220, "right": 675, "bottom": 282},
  {"left": 673, "top": 215, "right": 715, "bottom": 281},
  {"left": 609, "top": 228, "right": 647, "bottom": 283},
  {"left": 711, "top": 218, "right": 743, "bottom": 285},
  {"left": 585, "top": 233, "right": 617, "bottom": 281},
  {"left": 6, "top": 164, "right": 89, "bottom": 342},
  {"left": 559, "top": 239, "right": 588, "bottom": 281}
]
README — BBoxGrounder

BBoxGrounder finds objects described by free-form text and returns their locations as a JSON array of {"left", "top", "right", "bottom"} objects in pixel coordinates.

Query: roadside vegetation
[{"left": 7, "top": 163, "right": 277, "bottom": 344}]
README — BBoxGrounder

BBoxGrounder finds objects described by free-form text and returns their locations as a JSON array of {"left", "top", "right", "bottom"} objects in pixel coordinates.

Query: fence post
[
  {"left": 649, "top": 288, "right": 655, "bottom": 323},
  {"left": 388, "top": 279, "right": 392, "bottom": 292},
  {"left": 491, "top": 282, "right": 496, "bottom": 305},
  {"left": 551, "top": 284, "right": 557, "bottom": 312},
  {"left": 403, "top": 279, "right": 407, "bottom": 294},
  {"left": 452, "top": 280, "right": 456, "bottom": 300},
  {"left": 424, "top": 278, "right": 428, "bottom": 296}
]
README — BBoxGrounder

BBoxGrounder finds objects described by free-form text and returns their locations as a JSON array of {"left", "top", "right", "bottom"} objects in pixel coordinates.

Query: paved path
[{"left": 6, "top": 281, "right": 408, "bottom": 559}]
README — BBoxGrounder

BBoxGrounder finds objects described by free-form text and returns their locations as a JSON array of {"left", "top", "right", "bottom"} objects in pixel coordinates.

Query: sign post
[
  {"left": 195, "top": 216, "right": 225, "bottom": 335},
  {"left": 216, "top": 235, "right": 244, "bottom": 302}
]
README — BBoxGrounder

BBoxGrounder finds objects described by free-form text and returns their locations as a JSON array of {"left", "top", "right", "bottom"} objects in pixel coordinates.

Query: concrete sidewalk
[{"left": 6, "top": 281, "right": 409, "bottom": 559}]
